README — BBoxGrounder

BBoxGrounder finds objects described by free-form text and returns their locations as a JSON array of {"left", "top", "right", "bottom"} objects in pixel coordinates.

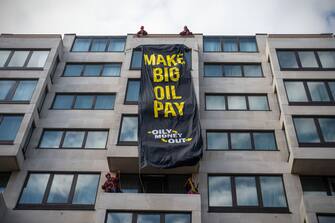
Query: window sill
[
  {"left": 15, "top": 204, "right": 95, "bottom": 210},
  {"left": 208, "top": 207, "right": 290, "bottom": 213}
]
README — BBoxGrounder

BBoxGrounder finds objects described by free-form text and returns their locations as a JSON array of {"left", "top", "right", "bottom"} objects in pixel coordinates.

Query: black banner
[{"left": 139, "top": 44, "right": 203, "bottom": 169}]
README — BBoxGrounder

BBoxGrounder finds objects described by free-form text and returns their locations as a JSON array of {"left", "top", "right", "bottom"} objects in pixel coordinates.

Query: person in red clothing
[
  {"left": 102, "top": 171, "right": 122, "bottom": 193},
  {"left": 137, "top": 26, "right": 148, "bottom": 37},
  {"left": 180, "top": 26, "right": 193, "bottom": 36}
]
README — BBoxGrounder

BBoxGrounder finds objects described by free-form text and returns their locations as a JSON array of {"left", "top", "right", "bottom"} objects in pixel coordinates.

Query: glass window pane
[
  {"left": 108, "top": 39, "right": 125, "bottom": 52},
  {"left": 206, "top": 95, "right": 225, "bottom": 110},
  {"left": 318, "top": 51, "right": 335, "bottom": 68},
  {"left": 204, "top": 38, "right": 221, "bottom": 52},
  {"left": 62, "top": 131, "right": 85, "bottom": 148},
  {"left": 74, "top": 95, "right": 94, "bottom": 109},
  {"left": 318, "top": 118, "right": 335, "bottom": 142},
  {"left": 53, "top": 95, "right": 74, "bottom": 109},
  {"left": 12, "top": 80, "right": 37, "bottom": 101},
  {"left": 253, "top": 132, "right": 276, "bottom": 150},
  {"left": 239, "top": 38, "right": 257, "bottom": 52},
  {"left": 235, "top": 176, "right": 258, "bottom": 206},
  {"left": 72, "top": 38, "right": 91, "bottom": 52},
  {"left": 126, "top": 80, "right": 140, "bottom": 102},
  {"left": 0, "top": 173, "right": 10, "bottom": 193},
  {"left": 64, "top": 64, "right": 83, "bottom": 76},
  {"left": 227, "top": 96, "right": 247, "bottom": 110},
  {"left": 27, "top": 51, "right": 49, "bottom": 67},
  {"left": 208, "top": 176, "right": 232, "bottom": 207},
  {"left": 107, "top": 212, "right": 132, "bottom": 223},
  {"left": 95, "top": 95, "right": 115, "bottom": 109},
  {"left": 231, "top": 133, "right": 252, "bottom": 150},
  {"left": 0, "top": 80, "right": 15, "bottom": 100},
  {"left": 73, "top": 174, "right": 99, "bottom": 204},
  {"left": 19, "top": 174, "right": 50, "bottom": 204},
  {"left": 307, "top": 82, "right": 330, "bottom": 102},
  {"left": 90, "top": 39, "right": 108, "bottom": 51},
  {"left": 131, "top": 50, "right": 142, "bottom": 69},
  {"left": 329, "top": 178, "right": 335, "bottom": 196},
  {"left": 329, "top": 82, "right": 335, "bottom": 99},
  {"left": 47, "top": 174, "right": 73, "bottom": 203},
  {"left": 318, "top": 216, "right": 335, "bottom": 223},
  {"left": 119, "top": 116, "right": 138, "bottom": 142},
  {"left": 207, "top": 132, "right": 229, "bottom": 150},
  {"left": 102, "top": 64, "right": 121, "bottom": 76},
  {"left": 0, "top": 50, "right": 11, "bottom": 67},
  {"left": 85, "top": 131, "right": 108, "bottom": 148},
  {"left": 83, "top": 64, "right": 102, "bottom": 76},
  {"left": 137, "top": 214, "right": 160, "bottom": 223},
  {"left": 39, "top": 131, "right": 63, "bottom": 148},
  {"left": 0, "top": 115, "right": 23, "bottom": 141},
  {"left": 293, "top": 118, "right": 320, "bottom": 143},
  {"left": 298, "top": 51, "right": 318, "bottom": 68},
  {"left": 244, "top": 65, "right": 262, "bottom": 77},
  {"left": 260, "top": 176, "right": 287, "bottom": 207},
  {"left": 223, "top": 65, "right": 242, "bottom": 77},
  {"left": 285, "top": 82, "right": 308, "bottom": 102},
  {"left": 223, "top": 38, "right": 238, "bottom": 52},
  {"left": 277, "top": 51, "right": 299, "bottom": 69},
  {"left": 165, "top": 214, "right": 190, "bottom": 223},
  {"left": 121, "top": 175, "right": 139, "bottom": 193},
  {"left": 300, "top": 176, "right": 328, "bottom": 196},
  {"left": 204, "top": 64, "right": 222, "bottom": 77},
  {"left": 248, "top": 96, "right": 269, "bottom": 110},
  {"left": 8, "top": 51, "right": 29, "bottom": 67}
]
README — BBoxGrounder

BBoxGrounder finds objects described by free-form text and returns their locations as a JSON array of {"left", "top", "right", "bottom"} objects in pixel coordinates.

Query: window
[
  {"left": 0, "top": 80, "right": 37, "bottom": 103},
  {"left": 318, "top": 215, "right": 335, "bottom": 223},
  {"left": 204, "top": 63, "right": 263, "bottom": 77},
  {"left": 39, "top": 129, "right": 108, "bottom": 149},
  {"left": 0, "top": 115, "right": 23, "bottom": 143},
  {"left": 203, "top": 36, "right": 257, "bottom": 52},
  {"left": 0, "top": 50, "right": 49, "bottom": 68},
  {"left": 0, "top": 173, "right": 10, "bottom": 193},
  {"left": 206, "top": 131, "right": 277, "bottom": 151},
  {"left": 130, "top": 49, "right": 143, "bottom": 70},
  {"left": 118, "top": 115, "right": 138, "bottom": 145},
  {"left": 208, "top": 175, "right": 288, "bottom": 212},
  {"left": 17, "top": 172, "right": 100, "bottom": 209},
  {"left": 52, "top": 94, "right": 115, "bottom": 110},
  {"left": 300, "top": 176, "right": 333, "bottom": 196},
  {"left": 125, "top": 79, "right": 140, "bottom": 104},
  {"left": 71, "top": 37, "right": 126, "bottom": 52},
  {"left": 285, "top": 80, "right": 335, "bottom": 105},
  {"left": 276, "top": 49, "right": 335, "bottom": 70},
  {"left": 119, "top": 174, "right": 190, "bottom": 193},
  {"left": 293, "top": 116, "right": 335, "bottom": 146},
  {"left": 106, "top": 212, "right": 191, "bottom": 223},
  {"left": 206, "top": 94, "right": 269, "bottom": 111},
  {"left": 63, "top": 63, "right": 121, "bottom": 77}
]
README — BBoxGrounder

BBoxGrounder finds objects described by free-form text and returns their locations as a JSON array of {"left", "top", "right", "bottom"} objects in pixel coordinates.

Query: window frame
[
  {"left": 205, "top": 93, "right": 270, "bottom": 111},
  {"left": 207, "top": 174, "right": 289, "bottom": 213},
  {"left": 276, "top": 49, "right": 335, "bottom": 71},
  {"left": 0, "top": 79, "right": 38, "bottom": 104},
  {"left": 129, "top": 48, "right": 143, "bottom": 70},
  {"left": 0, "top": 114, "right": 23, "bottom": 145},
  {"left": 206, "top": 130, "right": 278, "bottom": 151},
  {"left": 317, "top": 214, "right": 335, "bottom": 223},
  {"left": 284, "top": 80, "right": 335, "bottom": 105},
  {"left": 124, "top": 78, "right": 141, "bottom": 105},
  {"left": 0, "top": 49, "right": 50, "bottom": 70},
  {"left": 117, "top": 114, "right": 138, "bottom": 146},
  {"left": 105, "top": 211, "right": 192, "bottom": 223},
  {"left": 51, "top": 93, "right": 116, "bottom": 110},
  {"left": 203, "top": 36, "right": 258, "bottom": 53},
  {"left": 16, "top": 172, "right": 100, "bottom": 210},
  {"left": 203, "top": 63, "right": 264, "bottom": 78},
  {"left": 62, "top": 63, "right": 122, "bottom": 77},
  {"left": 300, "top": 176, "right": 334, "bottom": 196},
  {"left": 38, "top": 129, "right": 109, "bottom": 150},
  {"left": 71, "top": 36, "right": 126, "bottom": 52}
]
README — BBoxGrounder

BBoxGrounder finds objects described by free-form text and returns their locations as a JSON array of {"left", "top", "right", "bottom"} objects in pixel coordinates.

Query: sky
[{"left": 0, "top": 0, "right": 334, "bottom": 35}]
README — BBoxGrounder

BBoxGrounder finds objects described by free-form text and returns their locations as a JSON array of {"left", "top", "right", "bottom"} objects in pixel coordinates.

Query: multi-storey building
[{"left": 0, "top": 32, "right": 334, "bottom": 223}]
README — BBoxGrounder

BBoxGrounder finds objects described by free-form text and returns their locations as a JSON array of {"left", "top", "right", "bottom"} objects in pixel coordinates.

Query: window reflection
[
  {"left": 73, "top": 174, "right": 99, "bottom": 204},
  {"left": 19, "top": 174, "right": 50, "bottom": 204},
  {"left": 208, "top": 176, "right": 232, "bottom": 206},
  {"left": 235, "top": 176, "right": 258, "bottom": 206},
  {"left": 47, "top": 174, "right": 73, "bottom": 203},
  {"left": 119, "top": 116, "right": 138, "bottom": 143}
]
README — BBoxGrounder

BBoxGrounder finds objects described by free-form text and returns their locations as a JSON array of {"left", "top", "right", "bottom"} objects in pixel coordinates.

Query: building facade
[{"left": 0, "top": 33, "right": 334, "bottom": 223}]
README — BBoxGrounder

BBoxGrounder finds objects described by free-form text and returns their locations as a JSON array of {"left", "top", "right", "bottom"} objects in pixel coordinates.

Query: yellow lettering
[
  {"left": 177, "top": 53, "right": 185, "bottom": 64},
  {"left": 166, "top": 54, "right": 177, "bottom": 66},
  {"left": 154, "top": 100, "right": 164, "bottom": 118},
  {"left": 169, "top": 67, "right": 180, "bottom": 82},
  {"left": 171, "top": 85, "right": 182, "bottom": 99},
  {"left": 153, "top": 68, "right": 163, "bottom": 82},
  {"left": 144, "top": 54, "right": 156, "bottom": 65},
  {"left": 164, "top": 102, "right": 176, "bottom": 117},
  {"left": 154, "top": 86, "right": 165, "bottom": 100},
  {"left": 156, "top": 54, "right": 167, "bottom": 66},
  {"left": 174, "top": 102, "right": 185, "bottom": 116}
]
